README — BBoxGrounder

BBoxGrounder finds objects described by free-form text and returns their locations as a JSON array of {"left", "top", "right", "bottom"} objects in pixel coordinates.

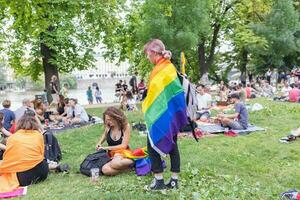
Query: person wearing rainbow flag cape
[{"left": 143, "top": 39, "right": 188, "bottom": 190}]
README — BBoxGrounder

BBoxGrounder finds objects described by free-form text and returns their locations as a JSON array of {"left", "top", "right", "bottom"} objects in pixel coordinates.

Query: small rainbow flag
[{"left": 142, "top": 58, "right": 188, "bottom": 156}]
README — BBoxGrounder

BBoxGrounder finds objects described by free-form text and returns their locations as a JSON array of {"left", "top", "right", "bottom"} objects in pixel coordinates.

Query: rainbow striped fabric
[{"left": 142, "top": 59, "right": 188, "bottom": 156}]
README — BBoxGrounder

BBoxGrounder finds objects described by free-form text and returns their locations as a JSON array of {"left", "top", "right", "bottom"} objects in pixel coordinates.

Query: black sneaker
[
  {"left": 149, "top": 178, "right": 166, "bottom": 190},
  {"left": 165, "top": 178, "right": 178, "bottom": 189}
]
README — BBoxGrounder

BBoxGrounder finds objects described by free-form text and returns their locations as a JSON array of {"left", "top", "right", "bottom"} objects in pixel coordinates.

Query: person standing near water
[
  {"left": 86, "top": 86, "right": 93, "bottom": 104},
  {"left": 94, "top": 86, "right": 102, "bottom": 104},
  {"left": 142, "top": 39, "right": 188, "bottom": 190},
  {"left": 49, "top": 75, "right": 59, "bottom": 105}
]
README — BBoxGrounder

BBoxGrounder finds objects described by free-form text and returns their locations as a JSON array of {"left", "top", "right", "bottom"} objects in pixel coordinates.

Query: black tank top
[
  {"left": 57, "top": 104, "right": 65, "bottom": 115},
  {"left": 106, "top": 129, "right": 124, "bottom": 146}
]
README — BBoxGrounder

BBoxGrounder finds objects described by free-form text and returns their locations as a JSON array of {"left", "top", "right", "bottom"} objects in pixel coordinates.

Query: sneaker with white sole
[
  {"left": 165, "top": 178, "right": 179, "bottom": 189},
  {"left": 148, "top": 178, "right": 166, "bottom": 190}
]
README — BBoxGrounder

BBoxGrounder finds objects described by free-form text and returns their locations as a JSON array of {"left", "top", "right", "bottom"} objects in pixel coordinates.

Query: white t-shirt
[
  {"left": 196, "top": 93, "right": 212, "bottom": 110},
  {"left": 281, "top": 86, "right": 292, "bottom": 96},
  {"left": 127, "top": 98, "right": 137, "bottom": 110},
  {"left": 67, "top": 104, "right": 89, "bottom": 122}
]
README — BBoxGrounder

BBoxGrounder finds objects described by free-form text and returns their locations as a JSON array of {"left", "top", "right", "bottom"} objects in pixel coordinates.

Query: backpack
[
  {"left": 43, "top": 131, "right": 62, "bottom": 162},
  {"left": 80, "top": 150, "right": 111, "bottom": 177},
  {"left": 132, "top": 123, "right": 147, "bottom": 131},
  {"left": 177, "top": 72, "right": 199, "bottom": 141}
]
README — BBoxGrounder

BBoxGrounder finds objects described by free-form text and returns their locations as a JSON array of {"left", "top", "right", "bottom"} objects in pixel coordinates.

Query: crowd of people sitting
[{"left": 114, "top": 77, "right": 146, "bottom": 112}]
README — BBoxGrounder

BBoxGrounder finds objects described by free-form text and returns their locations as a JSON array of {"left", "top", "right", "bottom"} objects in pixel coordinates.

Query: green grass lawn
[{"left": 19, "top": 98, "right": 300, "bottom": 200}]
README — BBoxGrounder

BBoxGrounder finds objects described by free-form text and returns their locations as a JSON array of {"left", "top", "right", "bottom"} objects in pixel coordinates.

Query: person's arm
[
  {"left": 101, "top": 124, "right": 131, "bottom": 151},
  {"left": 96, "top": 127, "right": 109, "bottom": 149},
  {"left": 218, "top": 112, "right": 239, "bottom": 119},
  {"left": 218, "top": 104, "right": 240, "bottom": 119},
  {"left": 0, "top": 143, "right": 6, "bottom": 150},
  {"left": 1, "top": 127, "right": 12, "bottom": 137}
]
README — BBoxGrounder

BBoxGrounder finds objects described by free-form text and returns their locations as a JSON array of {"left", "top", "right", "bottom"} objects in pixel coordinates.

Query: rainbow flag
[{"left": 142, "top": 59, "right": 188, "bottom": 156}]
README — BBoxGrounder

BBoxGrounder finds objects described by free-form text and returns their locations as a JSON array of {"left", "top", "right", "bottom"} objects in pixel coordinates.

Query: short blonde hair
[{"left": 2, "top": 99, "right": 11, "bottom": 108}]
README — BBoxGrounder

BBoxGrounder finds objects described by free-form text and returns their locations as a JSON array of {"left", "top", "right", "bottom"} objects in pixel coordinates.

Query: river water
[{"left": 0, "top": 88, "right": 117, "bottom": 111}]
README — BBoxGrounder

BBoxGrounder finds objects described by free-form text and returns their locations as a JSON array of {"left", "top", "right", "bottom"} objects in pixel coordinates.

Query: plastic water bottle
[{"left": 90, "top": 168, "right": 99, "bottom": 183}]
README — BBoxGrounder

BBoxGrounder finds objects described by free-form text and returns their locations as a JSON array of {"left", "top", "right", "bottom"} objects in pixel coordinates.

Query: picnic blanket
[
  {"left": 47, "top": 116, "right": 103, "bottom": 134},
  {"left": 0, "top": 187, "right": 27, "bottom": 199},
  {"left": 197, "top": 122, "right": 265, "bottom": 135}
]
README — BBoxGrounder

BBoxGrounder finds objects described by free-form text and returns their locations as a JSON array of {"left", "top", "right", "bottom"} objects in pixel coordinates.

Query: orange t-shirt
[{"left": 0, "top": 129, "right": 44, "bottom": 192}]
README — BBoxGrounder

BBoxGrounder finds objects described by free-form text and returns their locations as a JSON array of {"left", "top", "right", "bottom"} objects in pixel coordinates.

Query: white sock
[
  {"left": 171, "top": 174, "right": 178, "bottom": 180},
  {"left": 154, "top": 174, "right": 163, "bottom": 180}
]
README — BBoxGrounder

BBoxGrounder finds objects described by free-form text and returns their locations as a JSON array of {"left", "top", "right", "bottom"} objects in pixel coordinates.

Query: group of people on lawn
[
  {"left": 0, "top": 39, "right": 298, "bottom": 194},
  {"left": 114, "top": 76, "right": 146, "bottom": 112}
]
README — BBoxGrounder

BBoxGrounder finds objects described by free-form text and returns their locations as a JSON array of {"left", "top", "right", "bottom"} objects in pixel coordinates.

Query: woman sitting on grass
[
  {"left": 96, "top": 107, "right": 133, "bottom": 176},
  {"left": 33, "top": 99, "right": 47, "bottom": 123},
  {"left": 0, "top": 110, "right": 48, "bottom": 193}
]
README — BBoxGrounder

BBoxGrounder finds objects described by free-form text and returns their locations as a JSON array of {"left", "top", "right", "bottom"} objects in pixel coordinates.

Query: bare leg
[
  {"left": 71, "top": 117, "right": 81, "bottom": 124},
  {"left": 220, "top": 117, "right": 233, "bottom": 127},
  {"left": 109, "top": 156, "right": 133, "bottom": 170},
  {"left": 101, "top": 162, "right": 122, "bottom": 176}
]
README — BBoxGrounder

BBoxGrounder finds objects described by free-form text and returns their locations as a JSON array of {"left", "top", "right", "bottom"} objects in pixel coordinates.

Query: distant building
[{"left": 72, "top": 52, "right": 130, "bottom": 80}]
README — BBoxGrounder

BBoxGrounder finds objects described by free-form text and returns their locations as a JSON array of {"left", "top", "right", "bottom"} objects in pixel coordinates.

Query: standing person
[
  {"left": 61, "top": 83, "right": 69, "bottom": 98},
  {"left": 122, "top": 80, "right": 128, "bottom": 92},
  {"left": 0, "top": 100, "right": 15, "bottom": 131},
  {"left": 265, "top": 68, "right": 272, "bottom": 84},
  {"left": 49, "top": 75, "right": 59, "bottom": 105},
  {"left": 143, "top": 39, "right": 188, "bottom": 190},
  {"left": 94, "top": 86, "right": 102, "bottom": 104},
  {"left": 271, "top": 68, "right": 278, "bottom": 86},
  {"left": 86, "top": 86, "right": 93, "bottom": 104},
  {"left": 129, "top": 72, "right": 138, "bottom": 94}
]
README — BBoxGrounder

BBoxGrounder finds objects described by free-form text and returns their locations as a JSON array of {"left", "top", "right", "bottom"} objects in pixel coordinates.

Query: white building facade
[{"left": 72, "top": 52, "right": 130, "bottom": 80}]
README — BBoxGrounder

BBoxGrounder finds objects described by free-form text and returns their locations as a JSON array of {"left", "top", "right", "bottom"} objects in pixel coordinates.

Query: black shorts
[{"left": 17, "top": 160, "right": 49, "bottom": 186}]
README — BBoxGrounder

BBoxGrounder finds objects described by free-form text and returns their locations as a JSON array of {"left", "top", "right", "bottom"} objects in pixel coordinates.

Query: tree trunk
[
  {"left": 41, "top": 42, "right": 59, "bottom": 91},
  {"left": 198, "top": 24, "right": 221, "bottom": 78},
  {"left": 240, "top": 49, "right": 248, "bottom": 74},
  {"left": 40, "top": 27, "right": 60, "bottom": 97},
  {"left": 198, "top": 41, "right": 208, "bottom": 77}
]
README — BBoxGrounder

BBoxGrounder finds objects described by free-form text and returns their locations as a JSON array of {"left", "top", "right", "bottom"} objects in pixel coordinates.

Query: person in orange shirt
[{"left": 0, "top": 110, "right": 48, "bottom": 193}]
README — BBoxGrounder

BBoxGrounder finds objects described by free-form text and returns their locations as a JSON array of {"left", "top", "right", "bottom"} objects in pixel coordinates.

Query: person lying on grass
[
  {"left": 217, "top": 93, "right": 248, "bottom": 130},
  {"left": 95, "top": 107, "right": 133, "bottom": 176}
]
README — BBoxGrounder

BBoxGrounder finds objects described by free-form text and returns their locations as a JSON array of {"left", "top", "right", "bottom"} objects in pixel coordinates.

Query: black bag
[
  {"left": 43, "top": 131, "right": 62, "bottom": 162},
  {"left": 80, "top": 150, "right": 111, "bottom": 177},
  {"left": 132, "top": 123, "right": 147, "bottom": 131},
  {"left": 180, "top": 120, "right": 198, "bottom": 132}
]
